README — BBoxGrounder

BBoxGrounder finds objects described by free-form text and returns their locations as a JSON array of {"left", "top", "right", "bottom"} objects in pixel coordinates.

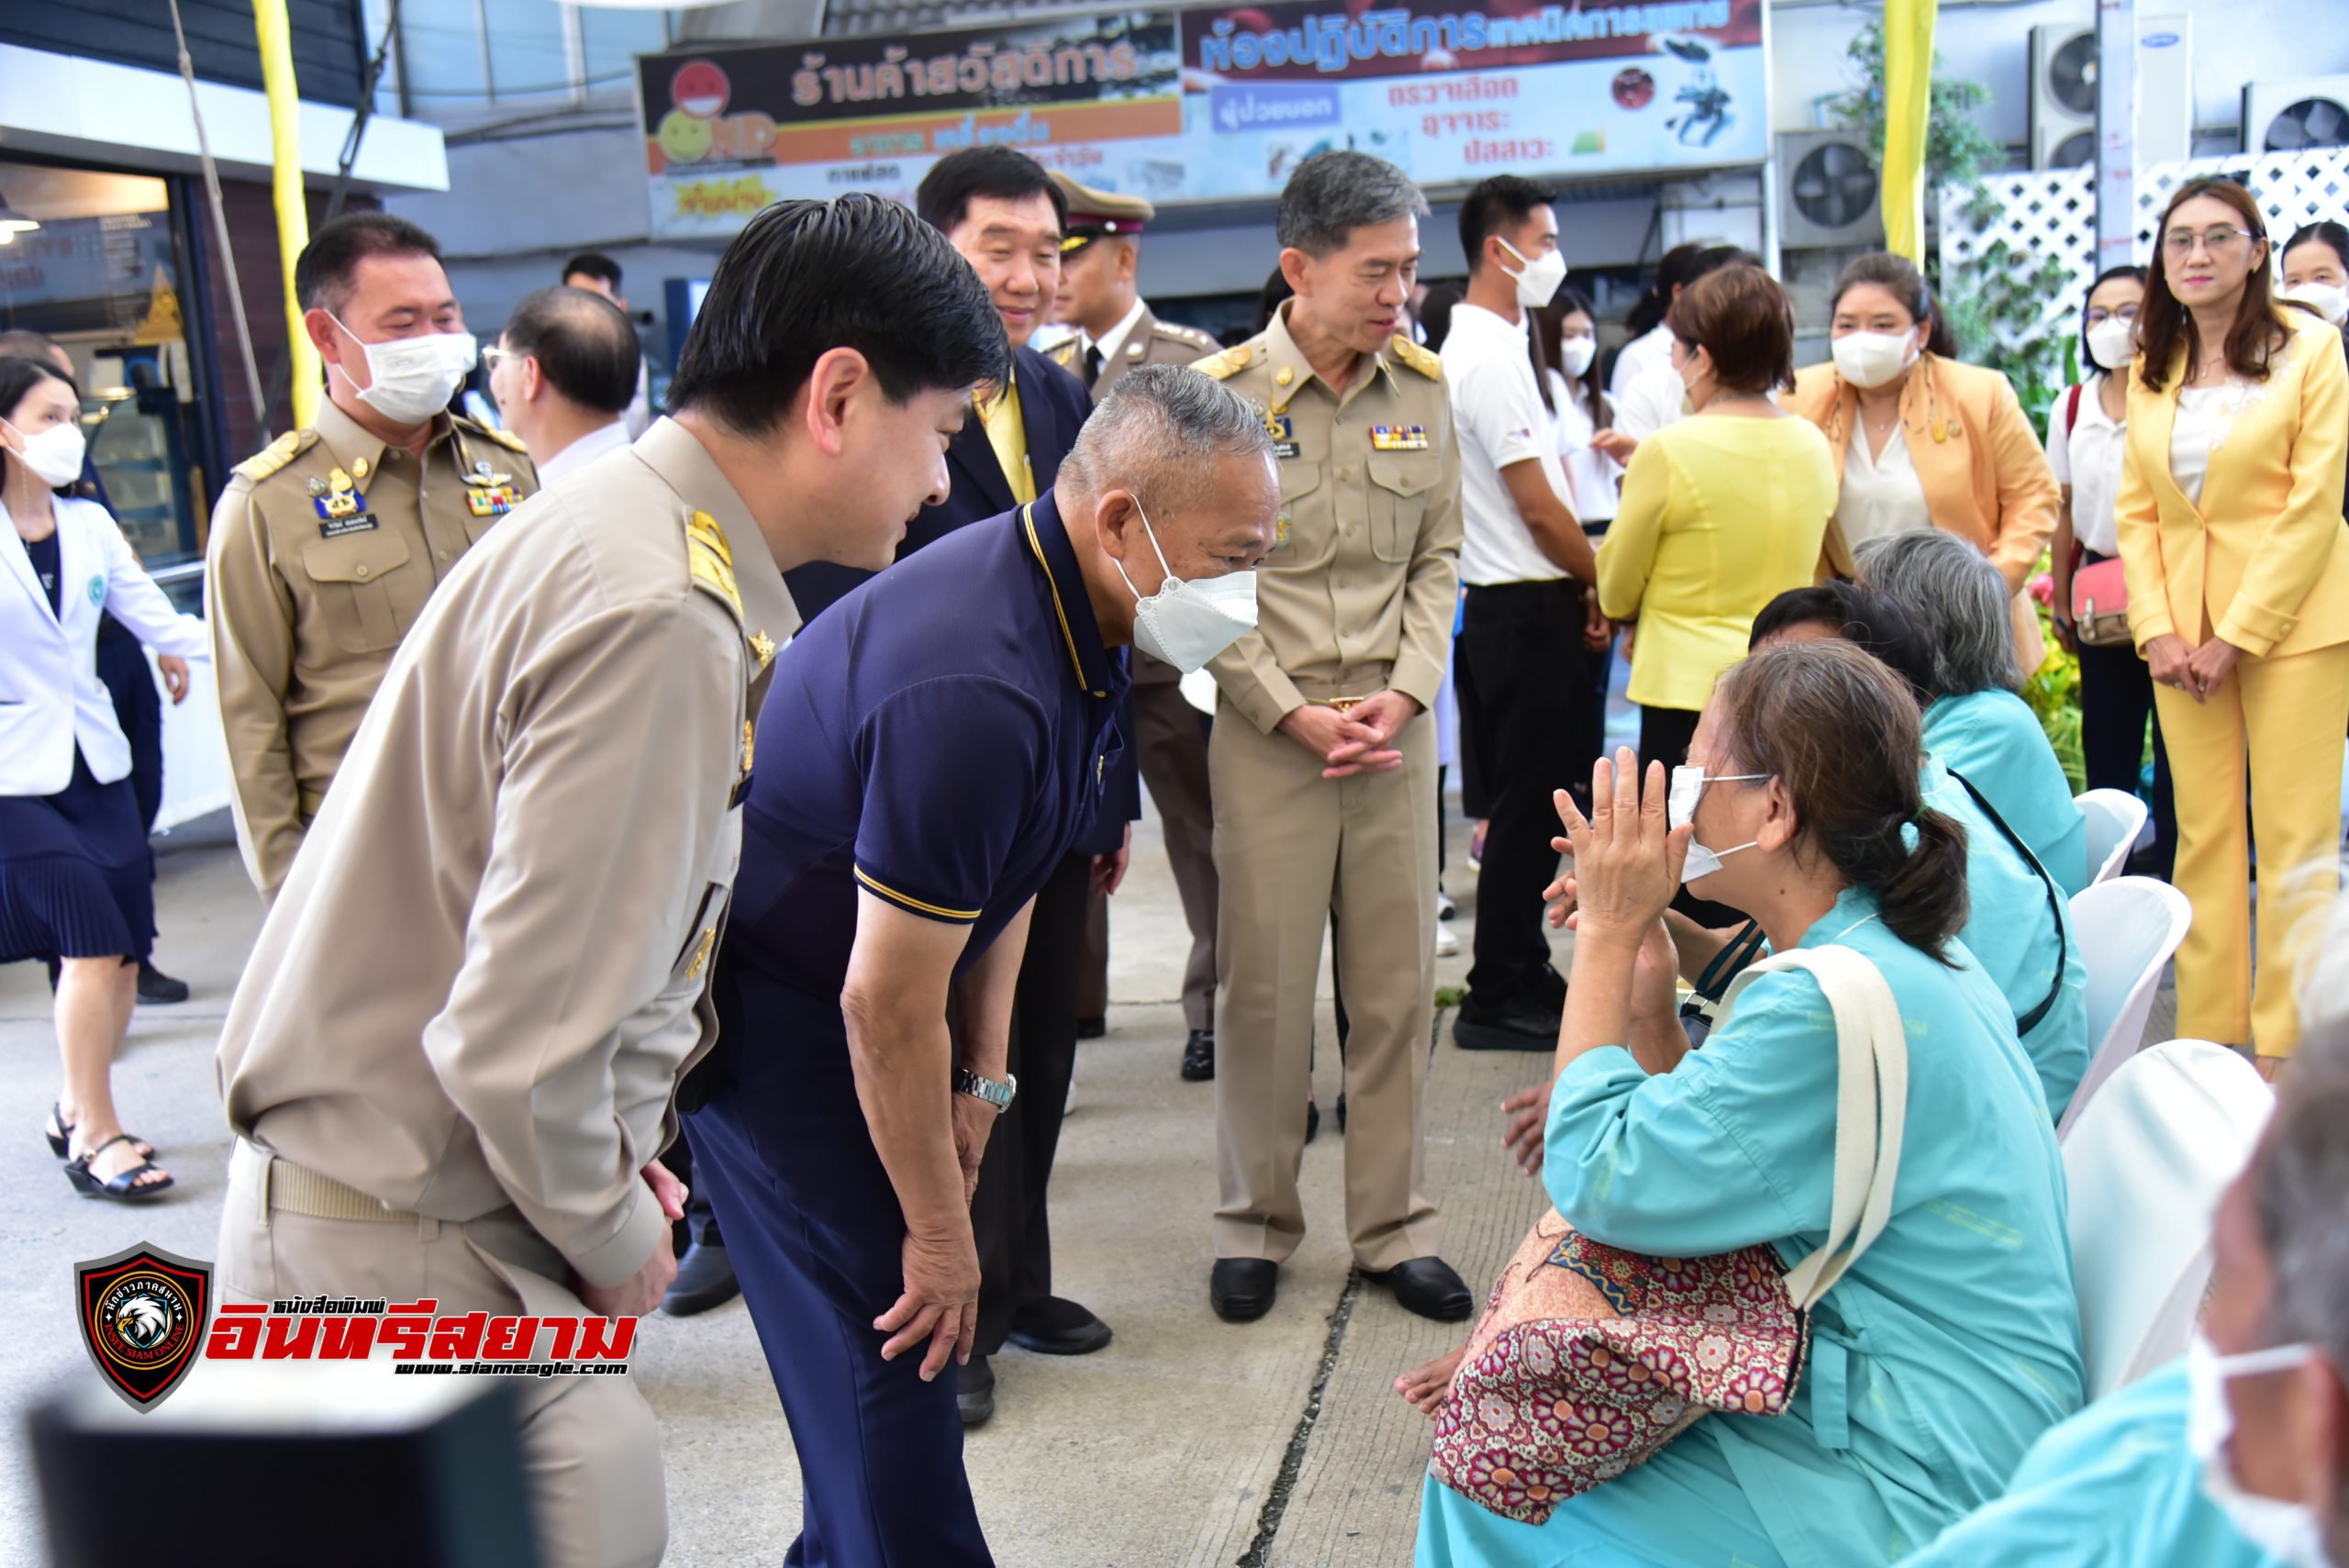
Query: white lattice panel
[{"left": 1939, "top": 148, "right": 2349, "bottom": 347}]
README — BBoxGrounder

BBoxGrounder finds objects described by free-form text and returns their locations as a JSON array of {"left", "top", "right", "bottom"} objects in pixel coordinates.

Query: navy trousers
[{"left": 686, "top": 965, "right": 993, "bottom": 1568}]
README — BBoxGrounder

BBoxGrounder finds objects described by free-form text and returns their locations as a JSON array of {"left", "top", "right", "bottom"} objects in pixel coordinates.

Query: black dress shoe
[
  {"left": 1008, "top": 1295, "right": 1112, "bottom": 1355},
  {"left": 137, "top": 962, "right": 190, "bottom": 1005},
  {"left": 1303, "top": 1098, "right": 1319, "bottom": 1145},
  {"left": 1453, "top": 992, "right": 1563, "bottom": 1051},
  {"left": 1075, "top": 1015, "right": 1108, "bottom": 1040},
  {"left": 1210, "top": 1258, "right": 1278, "bottom": 1322},
  {"left": 1179, "top": 1029, "right": 1215, "bottom": 1082},
  {"left": 959, "top": 1353, "right": 996, "bottom": 1427},
  {"left": 661, "top": 1240, "right": 740, "bottom": 1317},
  {"left": 1362, "top": 1256, "right": 1475, "bottom": 1322}
]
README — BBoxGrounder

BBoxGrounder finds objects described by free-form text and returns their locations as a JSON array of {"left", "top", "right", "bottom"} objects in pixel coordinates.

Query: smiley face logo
[
  {"left": 671, "top": 61, "right": 730, "bottom": 119},
  {"left": 657, "top": 108, "right": 715, "bottom": 165}
]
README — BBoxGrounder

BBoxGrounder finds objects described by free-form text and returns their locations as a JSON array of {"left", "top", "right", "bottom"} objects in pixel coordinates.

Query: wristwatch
[{"left": 954, "top": 1066, "right": 1018, "bottom": 1111}]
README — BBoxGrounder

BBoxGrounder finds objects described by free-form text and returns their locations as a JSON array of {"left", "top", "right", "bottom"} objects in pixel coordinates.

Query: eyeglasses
[
  {"left": 2161, "top": 226, "right": 2262, "bottom": 257},
  {"left": 2084, "top": 305, "right": 2140, "bottom": 325},
  {"left": 479, "top": 345, "right": 509, "bottom": 373}
]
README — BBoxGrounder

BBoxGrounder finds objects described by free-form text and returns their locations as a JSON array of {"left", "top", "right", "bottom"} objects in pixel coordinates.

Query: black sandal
[
  {"left": 45, "top": 1104, "right": 152, "bottom": 1162},
  {"left": 65, "top": 1134, "right": 174, "bottom": 1201}
]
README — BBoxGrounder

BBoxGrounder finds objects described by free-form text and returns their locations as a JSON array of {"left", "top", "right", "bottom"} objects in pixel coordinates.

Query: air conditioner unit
[
  {"left": 2243, "top": 76, "right": 2349, "bottom": 153},
  {"left": 2028, "top": 18, "right": 2192, "bottom": 171},
  {"left": 1777, "top": 130, "right": 1881, "bottom": 250}
]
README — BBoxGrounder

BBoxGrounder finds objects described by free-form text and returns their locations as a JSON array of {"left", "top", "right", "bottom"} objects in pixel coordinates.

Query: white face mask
[
  {"left": 1831, "top": 328, "right": 1920, "bottom": 391},
  {"left": 2086, "top": 317, "right": 2139, "bottom": 373},
  {"left": 328, "top": 310, "right": 476, "bottom": 427},
  {"left": 1667, "top": 764, "right": 1765, "bottom": 884},
  {"left": 2281, "top": 280, "right": 2349, "bottom": 326},
  {"left": 1497, "top": 238, "right": 1568, "bottom": 312},
  {"left": 1113, "top": 502, "right": 1259, "bottom": 673},
  {"left": 1557, "top": 335, "right": 1598, "bottom": 380},
  {"left": 2186, "top": 1333, "right": 2332, "bottom": 1568},
  {"left": 3, "top": 417, "right": 87, "bottom": 489}
]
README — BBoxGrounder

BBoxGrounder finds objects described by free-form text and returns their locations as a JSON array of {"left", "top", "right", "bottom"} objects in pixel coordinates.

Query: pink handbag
[
  {"left": 2071, "top": 557, "right": 2132, "bottom": 649},
  {"left": 1429, "top": 947, "right": 1908, "bottom": 1525}
]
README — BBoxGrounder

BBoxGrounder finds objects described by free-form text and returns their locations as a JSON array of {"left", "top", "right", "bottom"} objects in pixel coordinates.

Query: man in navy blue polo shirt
[{"left": 682, "top": 365, "right": 1280, "bottom": 1565}]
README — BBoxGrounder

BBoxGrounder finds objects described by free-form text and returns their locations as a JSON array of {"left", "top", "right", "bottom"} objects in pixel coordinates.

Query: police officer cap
[{"left": 1049, "top": 171, "right": 1152, "bottom": 253}]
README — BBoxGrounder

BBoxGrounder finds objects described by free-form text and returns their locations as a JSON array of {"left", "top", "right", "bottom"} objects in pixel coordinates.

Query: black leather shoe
[
  {"left": 661, "top": 1240, "right": 740, "bottom": 1317},
  {"left": 1453, "top": 992, "right": 1563, "bottom": 1051},
  {"left": 1008, "top": 1295, "right": 1112, "bottom": 1355},
  {"left": 1179, "top": 1029, "right": 1215, "bottom": 1082},
  {"left": 1075, "top": 1016, "right": 1108, "bottom": 1040},
  {"left": 137, "top": 962, "right": 190, "bottom": 1005},
  {"left": 959, "top": 1353, "right": 996, "bottom": 1427},
  {"left": 1303, "top": 1098, "right": 1319, "bottom": 1145},
  {"left": 1363, "top": 1256, "right": 1475, "bottom": 1322},
  {"left": 1210, "top": 1259, "right": 1278, "bottom": 1322}
]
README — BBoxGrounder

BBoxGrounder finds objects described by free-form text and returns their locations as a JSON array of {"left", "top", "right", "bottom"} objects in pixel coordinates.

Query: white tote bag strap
[{"left": 1720, "top": 944, "right": 1909, "bottom": 1311}]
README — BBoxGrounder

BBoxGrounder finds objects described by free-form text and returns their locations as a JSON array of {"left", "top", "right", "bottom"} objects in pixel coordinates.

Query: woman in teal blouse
[
  {"left": 1858, "top": 529, "right": 2091, "bottom": 896},
  {"left": 1412, "top": 640, "right": 2083, "bottom": 1568}
]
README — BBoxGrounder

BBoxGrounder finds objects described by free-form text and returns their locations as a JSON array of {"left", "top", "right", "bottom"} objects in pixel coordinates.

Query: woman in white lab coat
[{"left": 0, "top": 353, "right": 207, "bottom": 1200}]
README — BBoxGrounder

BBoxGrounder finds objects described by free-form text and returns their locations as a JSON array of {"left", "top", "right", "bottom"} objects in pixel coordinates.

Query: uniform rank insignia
[
  {"left": 1369, "top": 424, "right": 1430, "bottom": 451},
  {"left": 463, "top": 481, "right": 522, "bottom": 517},
  {"left": 1266, "top": 412, "right": 1299, "bottom": 461},
  {"left": 317, "top": 464, "right": 372, "bottom": 531},
  {"left": 1273, "top": 510, "right": 1292, "bottom": 550}
]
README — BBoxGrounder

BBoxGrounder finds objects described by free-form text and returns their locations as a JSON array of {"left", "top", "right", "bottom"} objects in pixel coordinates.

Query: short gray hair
[
  {"left": 1854, "top": 531, "right": 2020, "bottom": 696},
  {"left": 2254, "top": 1018, "right": 2349, "bottom": 1390},
  {"left": 1058, "top": 363, "right": 1275, "bottom": 518},
  {"left": 1277, "top": 151, "right": 1429, "bottom": 257}
]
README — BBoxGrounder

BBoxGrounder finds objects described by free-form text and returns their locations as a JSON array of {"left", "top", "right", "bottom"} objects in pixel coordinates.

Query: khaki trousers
[
  {"left": 1210, "top": 695, "right": 1441, "bottom": 1270},
  {"left": 217, "top": 1143, "right": 667, "bottom": 1568},
  {"left": 2152, "top": 639, "right": 2349, "bottom": 1056},
  {"left": 1135, "top": 676, "right": 1219, "bottom": 1032}
]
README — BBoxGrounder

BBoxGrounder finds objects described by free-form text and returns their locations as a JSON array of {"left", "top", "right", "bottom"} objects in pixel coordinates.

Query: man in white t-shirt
[{"left": 1441, "top": 176, "right": 1600, "bottom": 1052}]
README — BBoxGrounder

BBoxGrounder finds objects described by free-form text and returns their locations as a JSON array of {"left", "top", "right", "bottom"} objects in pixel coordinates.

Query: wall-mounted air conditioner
[
  {"left": 1777, "top": 130, "right": 1881, "bottom": 250},
  {"left": 2028, "top": 17, "right": 2192, "bottom": 171},
  {"left": 2243, "top": 77, "right": 2349, "bottom": 153}
]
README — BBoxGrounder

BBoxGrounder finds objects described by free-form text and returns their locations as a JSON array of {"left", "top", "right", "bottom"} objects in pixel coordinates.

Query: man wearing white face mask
[
  {"left": 1903, "top": 1015, "right": 2349, "bottom": 1568},
  {"left": 1440, "top": 175, "right": 1600, "bottom": 1051},
  {"left": 207, "top": 212, "right": 537, "bottom": 899}
]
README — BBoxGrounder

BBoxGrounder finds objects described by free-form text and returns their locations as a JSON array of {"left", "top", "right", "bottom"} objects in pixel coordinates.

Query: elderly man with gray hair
[
  {"left": 684, "top": 362, "right": 1279, "bottom": 1562},
  {"left": 1856, "top": 528, "right": 2091, "bottom": 895},
  {"left": 1191, "top": 150, "right": 1471, "bottom": 1324}
]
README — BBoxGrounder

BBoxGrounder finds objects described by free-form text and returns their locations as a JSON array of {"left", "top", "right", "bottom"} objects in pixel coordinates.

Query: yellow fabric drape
[
  {"left": 1880, "top": 0, "right": 1938, "bottom": 265},
  {"left": 252, "top": 0, "right": 317, "bottom": 429}
]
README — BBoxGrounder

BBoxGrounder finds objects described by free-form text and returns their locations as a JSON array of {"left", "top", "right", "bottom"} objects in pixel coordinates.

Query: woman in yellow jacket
[
  {"left": 1787, "top": 253, "right": 2062, "bottom": 670},
  {"left": 2115, "top": 177, "right": 2349, "bottom": 1071}
]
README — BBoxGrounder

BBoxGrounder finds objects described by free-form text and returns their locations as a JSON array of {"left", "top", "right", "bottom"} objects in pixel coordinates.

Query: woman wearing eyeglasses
[{"left": 2115, "top": 178, "right": 2349, "bottom": 1073}]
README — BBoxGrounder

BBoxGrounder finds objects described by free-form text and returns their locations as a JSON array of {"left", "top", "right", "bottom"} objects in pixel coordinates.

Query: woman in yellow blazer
[
  {"left": 2115, "top": 177, "right": 2349, "bottom": 1070},
  {"left": 1598, "top": 265, "right": 1839, "bottom": 775},
  {"left": 1787, "top": 253, "right": 2062, "bottom": 670}
]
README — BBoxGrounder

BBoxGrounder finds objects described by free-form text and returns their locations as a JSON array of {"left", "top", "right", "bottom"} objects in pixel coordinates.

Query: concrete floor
[{"left": 2, "top": 785, "right": 1565, "bottom": 1567}]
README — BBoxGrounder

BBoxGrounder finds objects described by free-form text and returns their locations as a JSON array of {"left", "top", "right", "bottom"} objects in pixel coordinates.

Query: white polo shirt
[
  {"left": 2045, "top": 373, "right": 2128, "bottom": 557},
  {"left": 1440, "top": 301, "right": 1573, "bottom": 586}
]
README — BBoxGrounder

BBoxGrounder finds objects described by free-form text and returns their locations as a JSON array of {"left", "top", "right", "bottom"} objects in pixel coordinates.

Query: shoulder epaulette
[
  {"left": 231, "top": 430, "right": 313, "bottom": 484},
  {"left": 1392, "top": 334, "right": 1442, "bottom": 381},
  {"left": 1048, "top": 338, "right": 1081, "bottom": 368},
  {"left": 684, "top": 508, "right": 744, "bottom": 625},
  {"left": 1196, "top": 343, "right": 1252, "bottom": 381},
  {"left": 1157, "top": 322, "right": 1219, "bottom": 352},
  {"left": 479, "top": 424, "right": 530, "bottom": 454}
]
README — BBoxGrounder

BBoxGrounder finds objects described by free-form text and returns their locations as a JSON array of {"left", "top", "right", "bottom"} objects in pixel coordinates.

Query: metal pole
[
  {"left": 166, "top": 0, "right": 266, "bottom": 420},
  {"left": 2095, "top": 0, "right": 2138, "bottom": 271}
]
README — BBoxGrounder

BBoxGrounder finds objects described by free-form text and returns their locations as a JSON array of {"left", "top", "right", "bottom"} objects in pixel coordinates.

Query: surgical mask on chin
[
  {"left": 1114, "top": 503, "right": 1259, "bottom": 673},
  {"left": 1831, "top": 329, "right": 1920, "bottom": 391},
  {"left": 1557, "top": 335, "right": 1598, "bottom": 380},
  {"left": 328, "top": 310, "right": 476, "bottom": 427},
  {"left": 3, "top": 417, "right": 87, "bottom": 488},
  {"left": 2086, "top": 317, "right": 2139, "bottom": 373},
  {"left": 1666, "top": 764, "right": 1765, "bottom": 885},
  {"left": 1497, "top": 239, "right": 1569, "bottom": 311},
  {"left": 2281, "top": 280, "right": 2349, "bottom": 326},
  {"left": 2186, "top": 1333, "right": 2332, "bottom": 1568}
]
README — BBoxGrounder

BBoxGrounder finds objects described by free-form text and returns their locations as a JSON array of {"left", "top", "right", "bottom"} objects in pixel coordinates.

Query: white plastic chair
[
  {"left": 2057, "top": 876, "right": 2194, "bottom": 1137},
  {"left": 2061, "top": 1039, "right": 2273, "bottom": 1397},
  {"left": 2076, "top": 788, "right": 2151, "bottom": 887}
]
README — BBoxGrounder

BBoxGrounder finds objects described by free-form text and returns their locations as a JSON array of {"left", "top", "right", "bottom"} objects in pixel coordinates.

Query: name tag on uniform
[
  {"left": 317, "top": 512, "right": 378, "bottom": 539},
  {"left": 1369, "top": 424, "right": 1430, "bottom": 451},
  {"left": 1266, "top": 413, "right": 1300, "bottom": 462}
]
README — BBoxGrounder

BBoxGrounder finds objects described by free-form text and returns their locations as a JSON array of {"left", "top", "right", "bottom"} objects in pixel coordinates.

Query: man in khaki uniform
[
  {"left": 1047, "top": 170, "right": 1227, "bottom": 1076},
  {"left": 211, "top": 195, "right": 1009, "bottom": 1568},
  {"left": 207, "top": 212, "right": 535, "bottom": 899},
  {"left": 1196, "top": 151, "right": 1472, "bottom": 1325}
]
